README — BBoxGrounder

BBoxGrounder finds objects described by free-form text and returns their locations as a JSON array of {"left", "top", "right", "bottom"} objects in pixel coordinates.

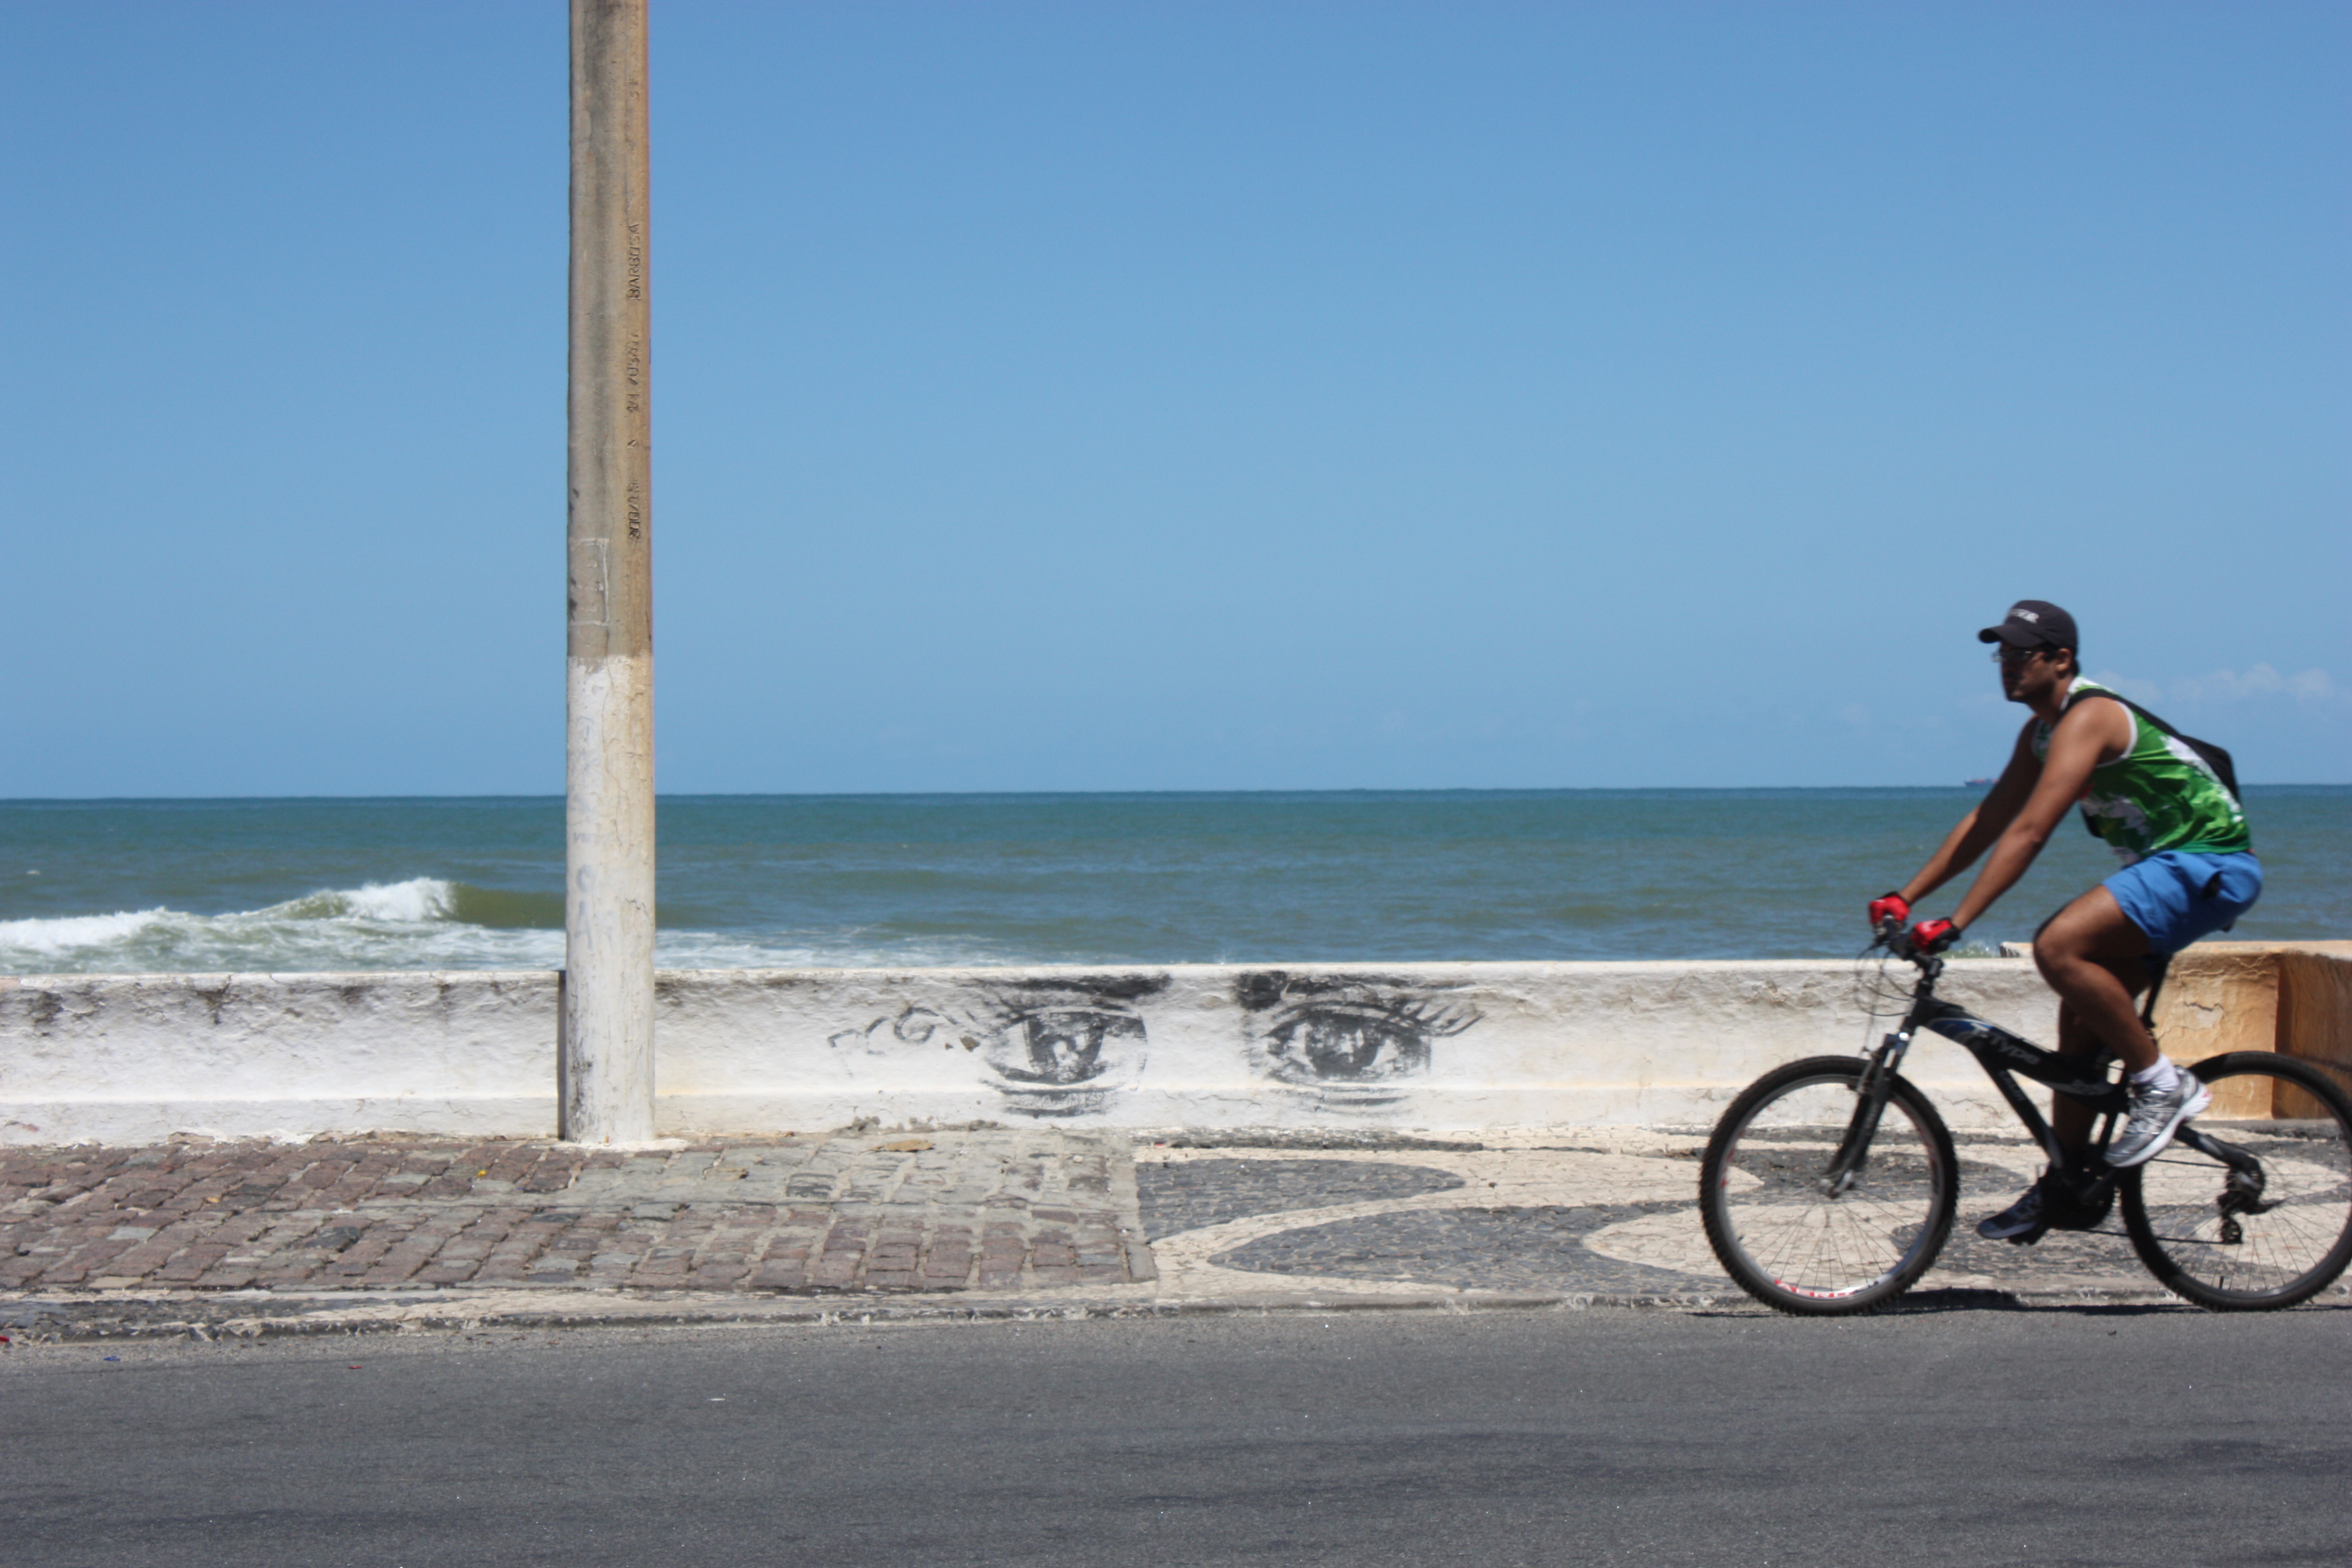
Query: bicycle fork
[{"left": 1823, "top": 1028, "right": 1911, "bottom": 1195}]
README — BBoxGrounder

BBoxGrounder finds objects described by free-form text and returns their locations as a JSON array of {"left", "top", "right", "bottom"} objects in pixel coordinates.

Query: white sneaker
[{"left": 2105, "top": 1070, "right": 2213, "bottom": 1169}]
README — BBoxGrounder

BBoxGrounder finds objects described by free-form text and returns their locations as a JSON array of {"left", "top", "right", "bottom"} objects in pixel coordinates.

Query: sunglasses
[{"left": 1991, "top": 643, "right": 2054, "bottom": 666}]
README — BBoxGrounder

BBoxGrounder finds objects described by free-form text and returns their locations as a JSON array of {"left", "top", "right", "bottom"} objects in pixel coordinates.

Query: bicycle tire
[
  {"left": 1700, "top": 1055, "right": 1958, "bottom": 1316},
  {"left": 2121, "top": 1052, "right": 2352, "bottom": 1311}
]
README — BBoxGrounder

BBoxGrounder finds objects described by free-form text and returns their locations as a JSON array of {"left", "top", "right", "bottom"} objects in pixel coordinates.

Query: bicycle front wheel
[
  {"left": 1700, "top": 1055, "right": 1957, "bottom": 1315},
  {"left": 2121, "top": 1052, "right": 2352, "bottom": 1311}
]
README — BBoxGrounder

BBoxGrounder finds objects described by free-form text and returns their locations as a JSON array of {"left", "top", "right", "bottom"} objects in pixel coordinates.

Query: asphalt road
[{"left": 6, "top": 1298, "right": 2348, "bottom": 1567}]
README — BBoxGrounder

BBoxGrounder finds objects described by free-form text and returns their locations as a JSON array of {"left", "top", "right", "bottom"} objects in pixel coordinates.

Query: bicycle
[{"left": 1699, "top": 929, "right": 2352, "bottom": 1315}]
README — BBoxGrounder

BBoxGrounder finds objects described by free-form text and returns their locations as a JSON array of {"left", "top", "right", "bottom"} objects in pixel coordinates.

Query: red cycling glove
[
  {"left": 1909, "top": 918, "right": 1961, "bottom": 954},
  {"left": 1868, "top": 891, "right": 1910, "bottom": 930}
]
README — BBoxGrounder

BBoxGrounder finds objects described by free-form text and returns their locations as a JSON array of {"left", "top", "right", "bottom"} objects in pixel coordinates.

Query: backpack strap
[
  {"left": 2061, "top": 685, "right": 2244, "bottom": 810},
  {"left": 2058, "top": 687, "right": 2128, "bottom": 841}
]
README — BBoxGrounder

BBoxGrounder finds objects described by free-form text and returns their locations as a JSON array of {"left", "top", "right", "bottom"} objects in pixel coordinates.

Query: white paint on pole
[{"left": 564, "top": 0, "right": 656, "bottom": 1143}]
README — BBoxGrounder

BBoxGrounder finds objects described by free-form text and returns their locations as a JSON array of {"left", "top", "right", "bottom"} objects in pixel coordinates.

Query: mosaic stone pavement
[
  {"left": 0, "top": 1125, "right": 2236, "bottom": 1319},
  {"left": 1212, "top": 1203, "right": 1713, "bottom": 1295},
  {"left": 1133, "top": 1131, "right": 2173, "bottom": 1298},
  {"left": 1137, "top": 1159, "right": 1467, "bottom": 1242}
]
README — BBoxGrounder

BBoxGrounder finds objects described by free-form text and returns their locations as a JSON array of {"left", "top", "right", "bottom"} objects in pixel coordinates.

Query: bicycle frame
[
  {"left": 1825, "top": 951, "right": 2133, "bottom": 1192},
  {"left": 1823, "top": 949, "right": 2267, "bottom": 1200}
]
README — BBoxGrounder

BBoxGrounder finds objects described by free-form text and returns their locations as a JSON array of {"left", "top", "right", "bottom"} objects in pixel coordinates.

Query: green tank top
[{"left": 2030, "top": 678, "right": 2251, "bottom": 863}]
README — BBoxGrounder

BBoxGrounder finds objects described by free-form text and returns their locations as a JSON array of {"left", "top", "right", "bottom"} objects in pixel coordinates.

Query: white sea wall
[
  {"left": 0, "top": 972, "right": 560, "bottom": 1146},
  {"left": 0, "top": 960, "right": 2067, "bottom": 1145}
]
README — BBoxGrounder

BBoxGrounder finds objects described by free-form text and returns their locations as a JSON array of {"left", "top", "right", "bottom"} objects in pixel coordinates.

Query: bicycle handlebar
[{"left": 1870, "top": 921, "right": 1943, "bottom": 971}]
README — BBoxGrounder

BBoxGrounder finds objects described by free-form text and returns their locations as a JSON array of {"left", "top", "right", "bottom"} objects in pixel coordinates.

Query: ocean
[{"left": 2, "top": 788, "right": 2343, "bottom": 974}]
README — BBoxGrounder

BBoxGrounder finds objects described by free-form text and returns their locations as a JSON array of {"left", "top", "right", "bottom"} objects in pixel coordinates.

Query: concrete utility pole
[{"left": 563, "top": 0, "right": 656, "bottom": 1143}]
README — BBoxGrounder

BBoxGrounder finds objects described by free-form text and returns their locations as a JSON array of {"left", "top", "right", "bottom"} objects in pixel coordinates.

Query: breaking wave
[
  {"left": 0, "top": 877, "right": 1022, "bottom": 975},
  {"left": 0, "top": 879, "right": 561, "bottom": 974}
]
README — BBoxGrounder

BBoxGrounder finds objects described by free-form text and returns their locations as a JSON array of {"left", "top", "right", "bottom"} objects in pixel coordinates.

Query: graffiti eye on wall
[
  {"left": 975, "top": 977, "right": 1168, "bottom": 1118},
  {"left": 1260, "top": 1002, "right": 1429, "bottom": 1083},
  {"left": 1235, "top": 972, "right": 1481, "bottom": 1110},
  {"left": 983, "top": 1006, "right": 1140, "bottom": 1086},
  {"left": 826, "top": 977, "right": 1170, "bottom": 1119}
]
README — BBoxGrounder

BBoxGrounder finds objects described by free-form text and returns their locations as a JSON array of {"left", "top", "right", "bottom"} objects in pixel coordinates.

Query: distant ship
[{"left": 1964, "top": 777, "right": 1994, "bottom": 787}]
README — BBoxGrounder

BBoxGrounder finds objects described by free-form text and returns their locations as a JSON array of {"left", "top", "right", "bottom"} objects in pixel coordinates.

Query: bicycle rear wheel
[
  {"left": 2121, "top": 1052, "right": 2352, "bottom": 1310},
  {"left": 1700, "top": 1055, "right": 1958, "bottom": 1315}
]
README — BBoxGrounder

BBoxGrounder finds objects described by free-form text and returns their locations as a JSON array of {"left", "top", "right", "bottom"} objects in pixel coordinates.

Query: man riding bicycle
[{"left": 1870, "top": 601, "right": 2261, "bottom": 1244}]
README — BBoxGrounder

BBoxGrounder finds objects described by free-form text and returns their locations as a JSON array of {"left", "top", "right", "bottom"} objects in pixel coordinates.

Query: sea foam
[
  {"left": 0, "top": 907, "right": 176, "bottom": 957},
  {"left": 0, "top": 877, "right": 1011, "bottom": 975},
  {"left": 0, "top": 879, "right": 567, "bottom": 975},
  {"left": 260, "top": 877, "right": 460, "bottom": 924}
]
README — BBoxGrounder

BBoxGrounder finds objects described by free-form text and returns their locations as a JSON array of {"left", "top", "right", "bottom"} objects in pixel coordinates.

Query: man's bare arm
[
  {"left": 1892, "top": 725, "right": 2041, "bottom": 907},
  {"left": 1946, "top": 700, "right": 2130, "bottom": 931}
]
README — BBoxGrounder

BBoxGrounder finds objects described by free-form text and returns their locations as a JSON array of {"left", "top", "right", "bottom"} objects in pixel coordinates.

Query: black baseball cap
[{"left": 1978, "top": 600, "right": 2079, "bottom": 653}]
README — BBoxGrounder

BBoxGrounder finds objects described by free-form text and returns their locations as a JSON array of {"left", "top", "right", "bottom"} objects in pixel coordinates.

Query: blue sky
[{"left": 8, "top": 1, "right": 2345, "bottom": 796}]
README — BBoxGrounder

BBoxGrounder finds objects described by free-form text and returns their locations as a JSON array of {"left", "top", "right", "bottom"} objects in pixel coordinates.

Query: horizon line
[{"left": 4, "top": 781, "right": 2348, "bottom": 807}]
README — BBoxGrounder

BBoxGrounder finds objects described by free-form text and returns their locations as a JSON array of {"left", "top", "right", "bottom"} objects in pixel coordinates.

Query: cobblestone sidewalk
[
  {"left": 0, "top": 1131, "right": 1152, "bottom": 1295},
  {"left": 7, "top": 1126, "right": 2305, "bottom": 1341}
]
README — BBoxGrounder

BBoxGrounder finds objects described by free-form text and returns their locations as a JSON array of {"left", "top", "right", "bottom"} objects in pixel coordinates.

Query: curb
[{"left": 1, "top": 1281, "right": 2203, "bottom": 1344}]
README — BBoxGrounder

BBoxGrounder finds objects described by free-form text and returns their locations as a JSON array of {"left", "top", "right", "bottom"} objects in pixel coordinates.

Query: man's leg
[
  {"left": 1975, "top": 890, "right": 2159, "bottom": 1239},
  {"left": 2047, "top": 964, "right": 2153, "bottom": 1152},
  {"left": 2034, "top": 887, "right": 2157, "bottom": 1153}
]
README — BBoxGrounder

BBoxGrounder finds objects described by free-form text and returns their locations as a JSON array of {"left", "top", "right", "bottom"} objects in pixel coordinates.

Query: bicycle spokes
[
  {"left": 1700, "top": 1058, "right": 1958, "bottom": 1315},
  {"left": 2122, "top": 1055, "right": 2352, "bottom": 1310}
]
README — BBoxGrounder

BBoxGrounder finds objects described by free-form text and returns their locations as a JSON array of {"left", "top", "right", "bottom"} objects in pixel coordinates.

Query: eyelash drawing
[
  {"left": 826, "top": 975, "right": 1172, "bottom": 1119},
  {"left": 1233, "top": 972, "right": 1482, "bottom": 1110}
]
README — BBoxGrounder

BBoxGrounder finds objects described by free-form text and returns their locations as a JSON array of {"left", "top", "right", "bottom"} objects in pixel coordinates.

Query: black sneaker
[
  {"left": 2055, "top": 1166, "right": 2115, "bottom": 1231},
  {"left": 1978, "top": 1178, "right": 2053, "bottom": 1243},
  {"left": 1976, "top": 1169, "right": 2114, "bottom": 1245}
]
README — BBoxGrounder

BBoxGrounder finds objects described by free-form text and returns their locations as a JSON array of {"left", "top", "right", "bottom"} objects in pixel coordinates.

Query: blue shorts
[{"left": 2105, "top": 850, "right": 2262, "bottom": 955}]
